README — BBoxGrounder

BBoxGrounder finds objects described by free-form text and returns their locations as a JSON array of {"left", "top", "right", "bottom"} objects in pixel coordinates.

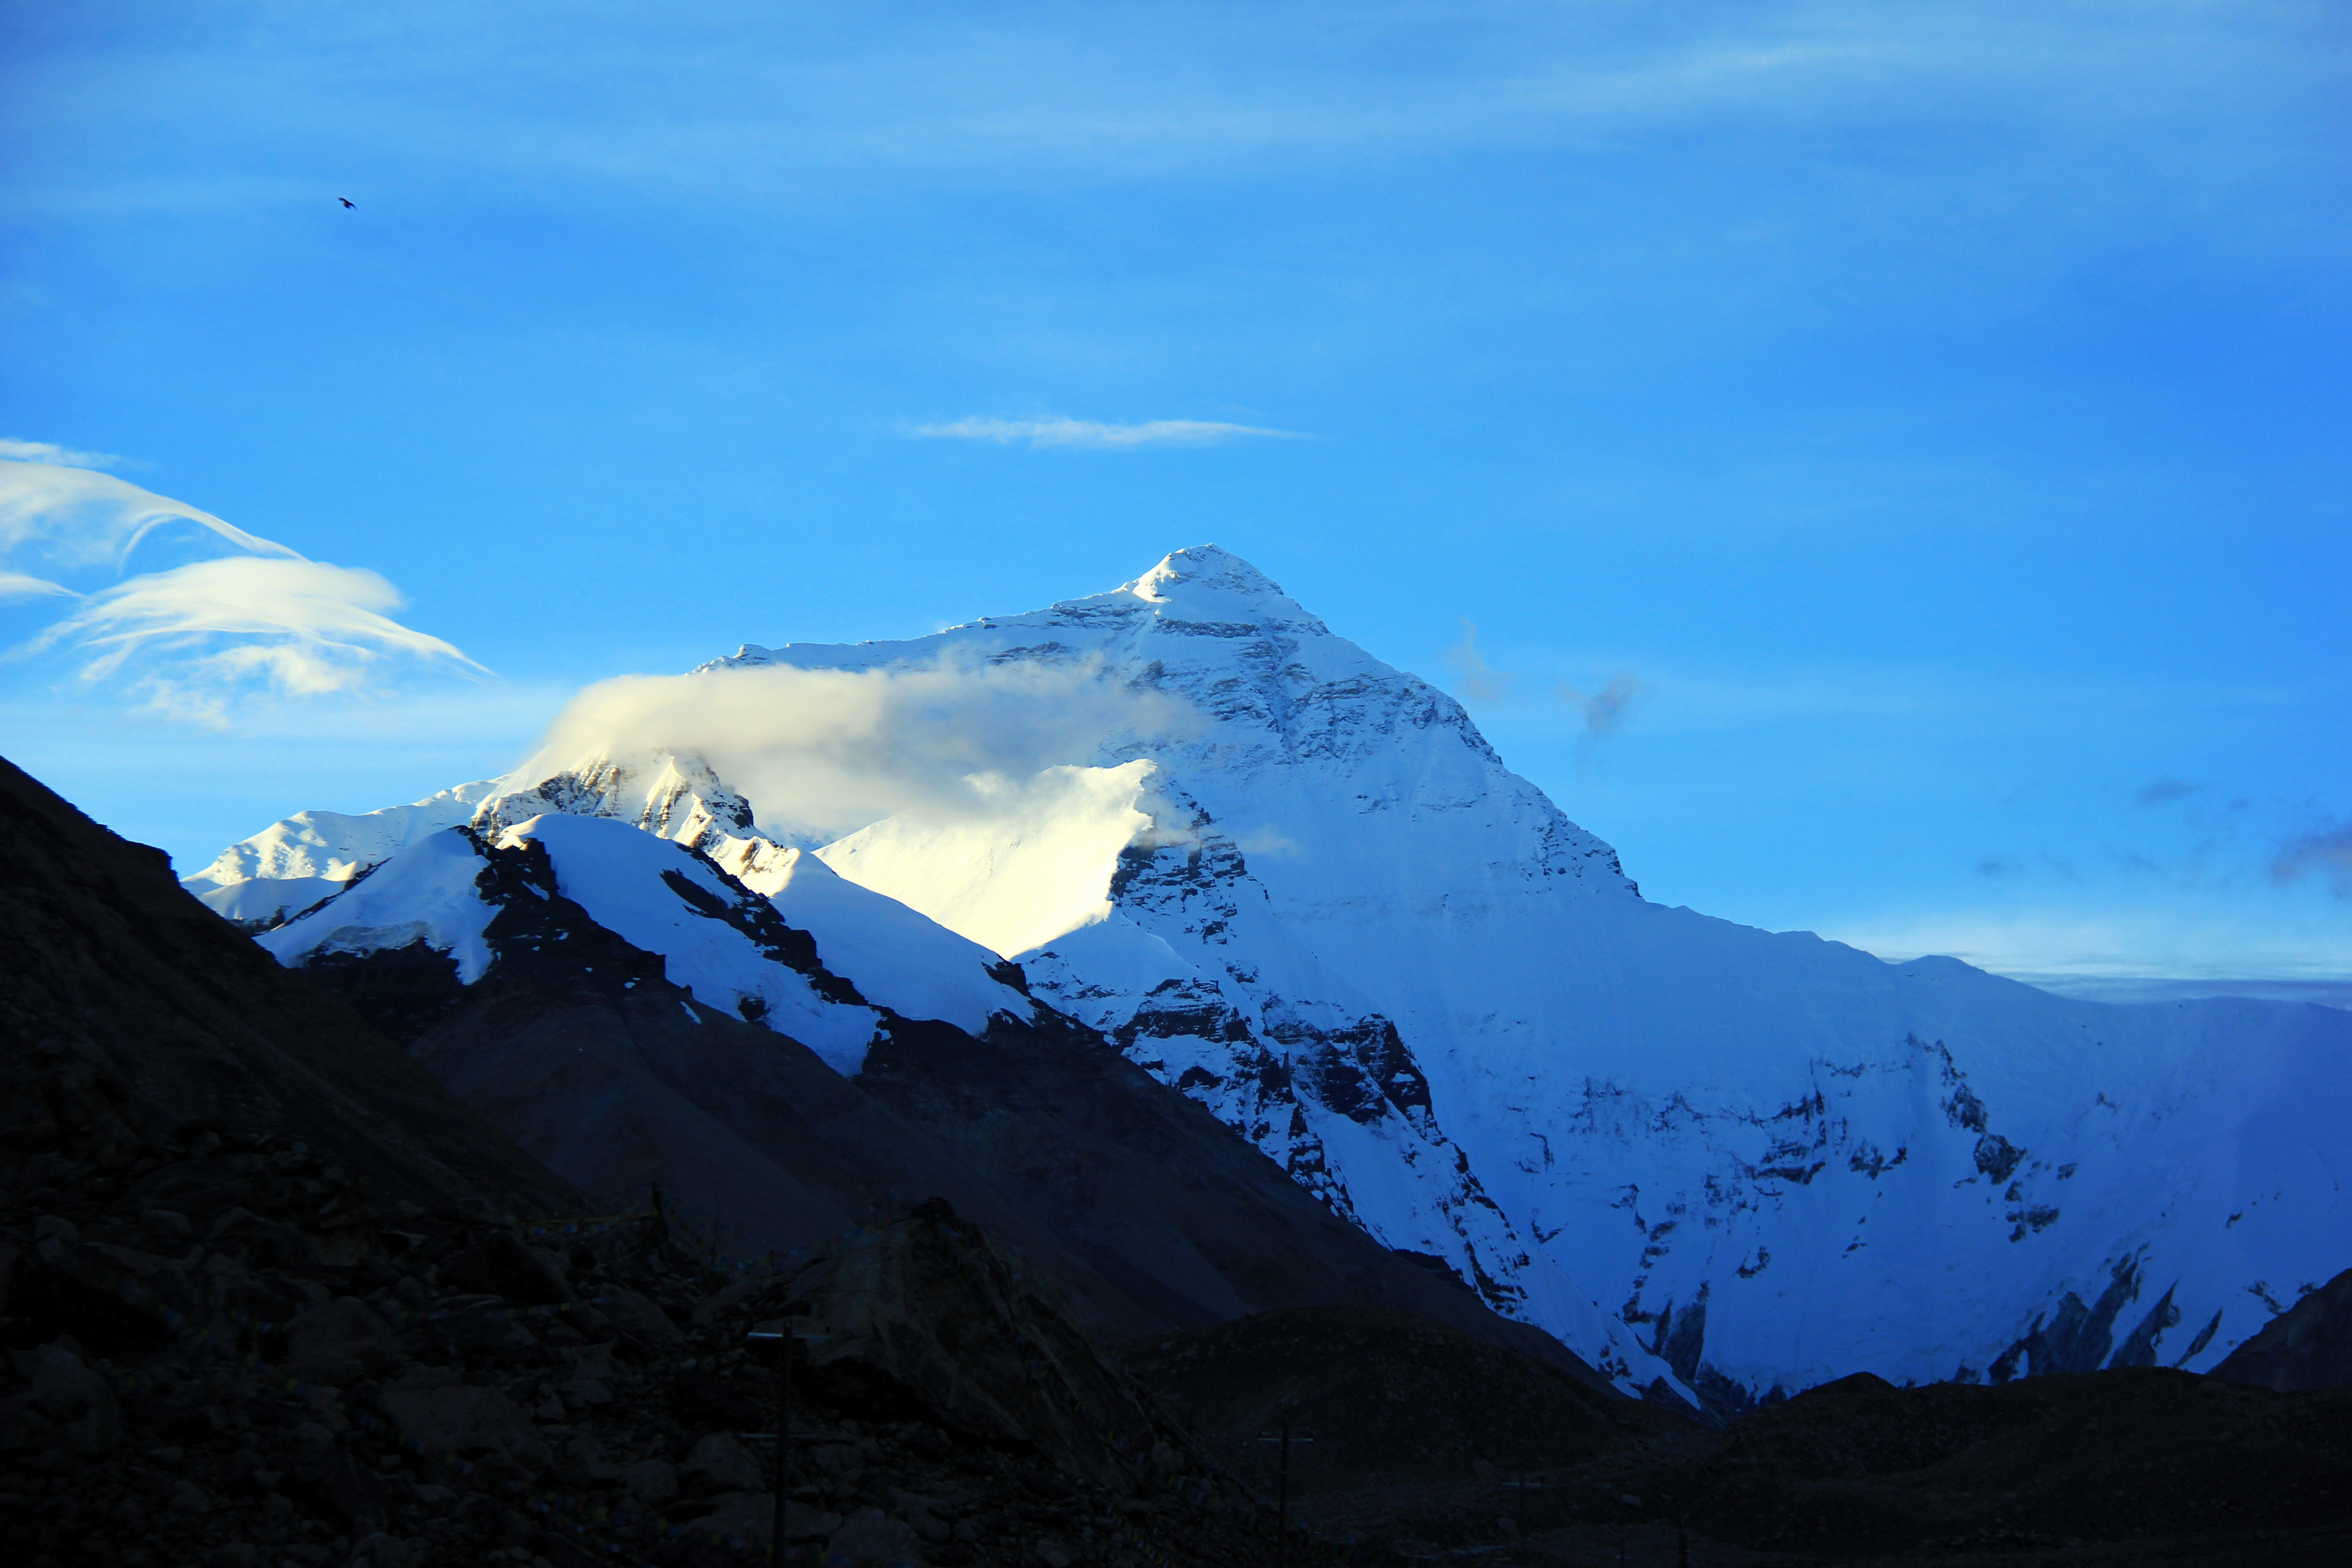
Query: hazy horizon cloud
[{"left": 907, "top": 416, "right": 1306, "bottom": 450}]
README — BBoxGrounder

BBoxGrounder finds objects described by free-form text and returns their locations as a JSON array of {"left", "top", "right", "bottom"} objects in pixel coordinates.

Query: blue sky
[{"left": 4, "top": 1, "right": 2347, "bottom": 994}]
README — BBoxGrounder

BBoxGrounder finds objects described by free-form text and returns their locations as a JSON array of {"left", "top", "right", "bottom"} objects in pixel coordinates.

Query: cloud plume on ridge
[
  {"left": 513, "top": 655, "right": 1194, "bottom": 843},
  {"left": 1556, "top": 670, "right": 1651, "bottom": 740}
]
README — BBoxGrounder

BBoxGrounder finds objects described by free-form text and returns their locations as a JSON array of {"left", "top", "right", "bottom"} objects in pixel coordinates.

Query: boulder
[
  {"left": 620, "top": 1458, "right": 678, "bottom": 1504},
  {"left": 829, "top": 1506, "right": 926, "bottom": 1564},
  {"left": 602, "top": 1286, "right": 684, "bottom": 1352},
  {"left": 551, "top": 1341, "right": 617, "bottom": 1406},
  {"left": 28, "top": 1340, "right": 120, "bottom": 1453},
  {"left": 286, "top": 1297, "right": 394, "bottom": 1380},
  {"left": 204, "top": 1207, "right": 321, "bottom": 1270},
  {"left": 376, "top": 1382, "right": 551, "bottom": 1475},
  {"left": 680, "top": 1431, "right": 763, "bottom": 1494},
  {"left": 437, "top": 1228, "right": 573, "bottom": 1306}
]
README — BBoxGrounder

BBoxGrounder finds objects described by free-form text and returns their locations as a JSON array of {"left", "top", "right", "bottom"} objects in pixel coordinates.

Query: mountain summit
[{"left": 194, "top": 547, "right": 2352, "bottom": 1411}]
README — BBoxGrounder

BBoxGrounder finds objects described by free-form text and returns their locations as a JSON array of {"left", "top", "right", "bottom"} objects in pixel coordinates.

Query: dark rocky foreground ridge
[
  {"left": 1128, "top": 1308, "right": 2352, "bottom": 1565},
  {"left": 0, "top": 755, "right": 1295, "bottom": 1567},
  {"left": 7, "top": 752, "right": 2352, "bottom": 1568}
]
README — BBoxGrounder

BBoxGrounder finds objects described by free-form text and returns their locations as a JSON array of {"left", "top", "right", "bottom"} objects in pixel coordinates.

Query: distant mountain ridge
[{"left": 192, "top": 546, "right": 2352, "bottom": 1412}]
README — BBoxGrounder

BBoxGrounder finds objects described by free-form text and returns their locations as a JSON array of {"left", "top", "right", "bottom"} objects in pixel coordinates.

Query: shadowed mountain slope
[{"left": 0, "top": 755, "right": 576, "bottom": 1219}]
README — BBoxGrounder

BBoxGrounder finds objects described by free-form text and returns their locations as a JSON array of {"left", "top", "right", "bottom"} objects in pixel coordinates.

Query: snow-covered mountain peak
[
  {"left": 1123, "top": 542, "right": 1279, "bottom": 600},
  {"left": 473, "top": 746, "right": 755, "bottom": 856},
  {"left": 1105, "top": 543, "right": 1326, "bottom": 627}
]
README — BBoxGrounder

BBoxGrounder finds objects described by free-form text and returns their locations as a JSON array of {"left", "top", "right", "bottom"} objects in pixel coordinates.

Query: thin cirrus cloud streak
[
  {"left": 0, "top": 437, "right": 124, "bottom": 470},
  {"left": 2, "top": 448, "right": 485, "bottom": 721},
  {"left": 906, "top": 416, "right": 1307, "bottom": 451},
  {"left": 33, "top": 5, "right": 2327, "bottom": 215},
  {"left": 0, "top": 571, "right": 80, "bottom": 605}
]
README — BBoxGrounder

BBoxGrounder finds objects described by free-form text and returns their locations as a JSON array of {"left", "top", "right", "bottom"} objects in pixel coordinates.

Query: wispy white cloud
[
  {"left": 907, "top": 416, "right": 1306, "bottom": 450},
  {"left": 10, "top": 3, "right": 2329, "bottom": 230},
  {"left": 0, "top": 460, "right": 296, "bottom": 577},
  {"left": 0, "top": 438, "right": 125, "bottom": 470},
  {"left": 28, "top": 557, "right": 485, "bottom": 723},
  {"left": 0, "top": 571, "right": 79, "bottom": 604},
  {"left": 2, "top": 455, "right": 485, "bottom": 722}
]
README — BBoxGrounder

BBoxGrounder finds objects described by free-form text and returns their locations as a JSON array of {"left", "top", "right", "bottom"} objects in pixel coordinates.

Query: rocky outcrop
[{"left": 2214, "top": 1267, "right": 2352, "bottom": 1392}]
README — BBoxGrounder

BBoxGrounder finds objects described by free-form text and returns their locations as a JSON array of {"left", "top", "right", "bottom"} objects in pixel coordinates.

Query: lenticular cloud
[
  {"left": 1, "top": 451, "right": 483, "bottom": 719},
  {"left": 34, "top": 557, "right": 484, "bottom": 718}
]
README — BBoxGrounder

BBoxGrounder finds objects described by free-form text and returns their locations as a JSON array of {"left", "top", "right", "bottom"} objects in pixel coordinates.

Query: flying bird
[{"left": 338, "top": 197, "right": 355, "bottom": 208}]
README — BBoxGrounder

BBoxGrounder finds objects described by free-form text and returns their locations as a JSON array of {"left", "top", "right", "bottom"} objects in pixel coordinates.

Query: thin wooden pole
[{"left": 1276, "top": 1418, "right": 1290, "bottom": 1568}]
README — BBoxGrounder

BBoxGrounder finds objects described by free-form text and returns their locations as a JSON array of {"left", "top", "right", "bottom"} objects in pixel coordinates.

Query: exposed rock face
[{"left": 2214, "top": 1267, "right": 2352, "bottom": 1392}]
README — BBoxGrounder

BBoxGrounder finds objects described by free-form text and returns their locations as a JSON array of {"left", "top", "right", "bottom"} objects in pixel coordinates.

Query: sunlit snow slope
[{"left": 183, "top": 778, "right": 499, "bottom": 927}]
